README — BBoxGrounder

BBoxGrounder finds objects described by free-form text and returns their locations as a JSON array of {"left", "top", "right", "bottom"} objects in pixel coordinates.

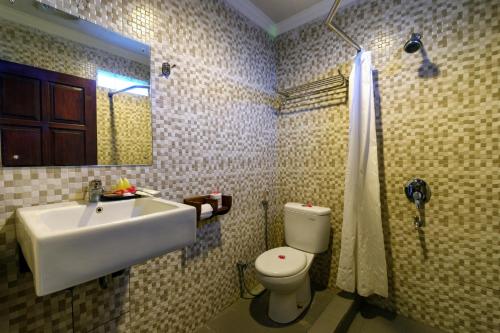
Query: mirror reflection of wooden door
[{"left": 0, "top": 60, "right": 96, "bottom": 166}]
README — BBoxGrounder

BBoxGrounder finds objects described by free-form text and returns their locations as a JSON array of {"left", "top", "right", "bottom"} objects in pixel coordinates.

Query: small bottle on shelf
[{"left": 210, "top": 190, "right": 222, "bottom": 209}]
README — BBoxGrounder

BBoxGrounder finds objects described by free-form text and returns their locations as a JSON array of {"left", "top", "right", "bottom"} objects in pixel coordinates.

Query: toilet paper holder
[{"left": 183, "top": 194, "right": 232, "bottom": 222}]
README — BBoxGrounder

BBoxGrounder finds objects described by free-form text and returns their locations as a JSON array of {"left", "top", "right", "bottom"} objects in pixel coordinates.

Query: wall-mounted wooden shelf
[{"left": 183, "top": 194, "right": 232, "bottom": 221}]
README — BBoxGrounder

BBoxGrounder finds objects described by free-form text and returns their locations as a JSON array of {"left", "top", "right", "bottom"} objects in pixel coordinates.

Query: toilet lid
[{"left": 255, "top": 247, "right": 306, "bottom": 277}]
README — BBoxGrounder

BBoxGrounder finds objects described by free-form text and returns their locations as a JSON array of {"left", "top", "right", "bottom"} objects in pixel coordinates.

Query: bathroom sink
[{"left": 16, "top": 197, "right": 196, "bottom": 296}]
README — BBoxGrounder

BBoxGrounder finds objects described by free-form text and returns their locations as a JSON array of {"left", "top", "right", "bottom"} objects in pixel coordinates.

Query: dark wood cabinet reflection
[{"left": 0, "top": 59, "right": 96, "bottom": 166}]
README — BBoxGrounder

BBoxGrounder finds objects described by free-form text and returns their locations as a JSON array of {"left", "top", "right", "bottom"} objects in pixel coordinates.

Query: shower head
[{"left": 404, "top": 33, "right": 422, "bottom": 53}]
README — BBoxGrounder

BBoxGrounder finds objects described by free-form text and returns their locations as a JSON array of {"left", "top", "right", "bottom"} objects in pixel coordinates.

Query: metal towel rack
[
  {"left": 274, "top": 0, "right": 359, "bottom": 113},
  {"left": 276, "top": 70, "right": 348, "bottom": 113}
]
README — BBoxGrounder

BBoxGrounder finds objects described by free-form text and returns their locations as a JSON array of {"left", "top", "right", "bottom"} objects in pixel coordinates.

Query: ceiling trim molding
[
  {"left": 222, "top": 0, "right": 277, "bottom": 35},
  {"left": 276, "top": 0, "right": 359, "bottom": 35},
  {"left": 225, "top": 0, "right": 360, "bottom": 37}
]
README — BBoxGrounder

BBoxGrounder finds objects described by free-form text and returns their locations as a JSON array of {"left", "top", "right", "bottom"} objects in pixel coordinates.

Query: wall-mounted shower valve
[
  {"left": 405, "top": 178, "right": 430, "bottom": 207},
  {"left": 405, "top": 178, "right": 430, "bottom": 229}
]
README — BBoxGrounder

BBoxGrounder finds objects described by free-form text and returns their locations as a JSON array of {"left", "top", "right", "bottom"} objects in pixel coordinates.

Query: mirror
[{"left": 0, "top": 0, "right": 152, "bottom": 166}]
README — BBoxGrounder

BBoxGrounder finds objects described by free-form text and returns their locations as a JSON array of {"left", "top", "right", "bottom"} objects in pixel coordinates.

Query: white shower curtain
[{"left": 336, "top": 50, "right": 388, "bottom": 297}]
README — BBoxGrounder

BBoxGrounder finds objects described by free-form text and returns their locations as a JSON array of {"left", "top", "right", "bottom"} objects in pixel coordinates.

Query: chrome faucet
[{"left": 88, "top": 179, "right": 103, "bottom": 203}]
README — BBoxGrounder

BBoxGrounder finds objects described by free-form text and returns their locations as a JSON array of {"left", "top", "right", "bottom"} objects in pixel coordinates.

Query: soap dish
[{"left": 100, "top": 193, "right": 142, "bottom": 201}]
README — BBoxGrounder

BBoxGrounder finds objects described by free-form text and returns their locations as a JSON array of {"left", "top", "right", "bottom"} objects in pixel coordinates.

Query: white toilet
[{"left": 255, "top": 202, "right": 331, "bottom": 323}]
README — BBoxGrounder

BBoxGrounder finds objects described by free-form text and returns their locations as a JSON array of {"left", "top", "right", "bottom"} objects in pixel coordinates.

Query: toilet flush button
[{"left": 278, "top": 255, "right": 285, "bottom": 260}]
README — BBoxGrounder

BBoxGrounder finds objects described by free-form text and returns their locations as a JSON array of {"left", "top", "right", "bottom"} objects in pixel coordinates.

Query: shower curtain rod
[
  {"left": 325, "top": 0, "right": 362, "bottom": 52},
  {"left": 108, "top": 85, "right": 150, "bottom": 98}
]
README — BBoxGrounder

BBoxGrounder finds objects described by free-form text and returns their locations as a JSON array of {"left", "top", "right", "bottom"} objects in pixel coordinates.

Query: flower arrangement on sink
[
  {"left": 102, "top": 178, "right": 138, "bottom": 200},
  {"left": 112, "top": 177, "right": 137, "bottom": 196}
]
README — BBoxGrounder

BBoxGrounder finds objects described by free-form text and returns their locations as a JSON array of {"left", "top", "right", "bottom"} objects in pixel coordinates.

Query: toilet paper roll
[{"left": 200, "top": 203, "right": 213, "bottom": 220}]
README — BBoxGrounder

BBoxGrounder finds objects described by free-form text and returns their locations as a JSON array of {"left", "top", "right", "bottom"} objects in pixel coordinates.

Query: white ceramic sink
[{"left": 16, "top": 197, "right": 196, "bottom": 296}]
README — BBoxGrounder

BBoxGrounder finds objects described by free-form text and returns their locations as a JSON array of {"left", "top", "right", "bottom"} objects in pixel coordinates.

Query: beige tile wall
[
  {"left": 1, "top": 0, "right": 498, "bottom": 332},
  {"left": 275, "top": 0, "right": 499, "bottom": 332},
  {"left": 0, "top": 0, "right": 278, "bottom": 332},
  {"left": 97, "top": 88, "right": 153, "bottom": 165}
]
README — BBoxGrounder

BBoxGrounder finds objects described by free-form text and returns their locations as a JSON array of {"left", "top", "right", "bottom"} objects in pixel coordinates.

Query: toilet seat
[{"left": 255, "top": 247, "right": 306, "bottom": 277}]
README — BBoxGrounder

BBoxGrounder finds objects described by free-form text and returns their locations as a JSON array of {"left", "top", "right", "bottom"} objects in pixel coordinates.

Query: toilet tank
[{"left": 284, "top": 203, "right": 331, "bottom": 253}]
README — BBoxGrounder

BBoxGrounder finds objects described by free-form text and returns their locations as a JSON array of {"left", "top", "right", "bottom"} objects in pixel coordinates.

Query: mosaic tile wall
[
  {"left": 275, "top": 0, "right": 500, "bottom": 332},
  {"left": 0, "top": 0, "right": 278, "bottom": 332},
  {"left": 97, "top": 88, "right": 153, "bottom": 165},
  {"left": 0, "top": 17, "right": 153, "bottom": 166},
  {"left": 1, "top": 0, "right": 498, "bottom": 332}
]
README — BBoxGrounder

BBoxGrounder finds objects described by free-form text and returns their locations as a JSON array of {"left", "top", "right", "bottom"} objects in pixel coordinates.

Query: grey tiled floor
[
  {"left": 347, "top": 305, "right": 446, "bottom": 333},
  {"left": 195, "top": 288, "right": 337, "bottom": 333},
  {"left": 195, "top": 290, "right": 446, "bottom": 333}
]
